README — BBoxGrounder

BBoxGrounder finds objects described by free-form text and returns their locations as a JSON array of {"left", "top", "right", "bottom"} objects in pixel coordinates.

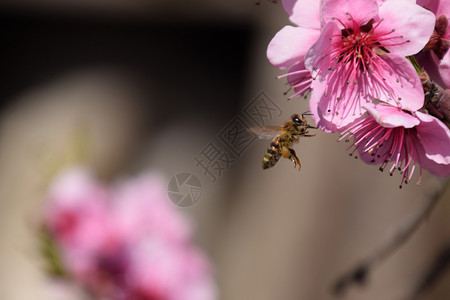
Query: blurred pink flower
[
  {"left": 43, "top": 167, "right": 217, "bottom": 300},
  {"left": 339, "top": 104, "right": 450, "bottom": 187},
  {"left": 305, "top": 0, "right": 435, "bottom": 132}
]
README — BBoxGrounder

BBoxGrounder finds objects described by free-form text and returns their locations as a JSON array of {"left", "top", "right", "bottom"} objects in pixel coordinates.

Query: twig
[
  {"left": 408, "top": 243, "right": 450, "bottom": 300},
  {"left": 332, "top": 178, "right": 450, "bottom": 296}
]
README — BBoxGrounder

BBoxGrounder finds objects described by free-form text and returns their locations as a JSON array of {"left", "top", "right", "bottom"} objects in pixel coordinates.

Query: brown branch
[
  {"left": 408, "top": 243, "right": 450, "bottom": 300},
  {"left": 421, "top": 72, "right": 450, "bottom": 129},
  {"left": 332, "top": 178, "right": 450, "bottom": 296}
]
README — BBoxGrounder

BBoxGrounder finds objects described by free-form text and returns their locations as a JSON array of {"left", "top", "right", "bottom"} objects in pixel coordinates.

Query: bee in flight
[{"left": 250, "top": 113, "right": 316, "bottom": 170}]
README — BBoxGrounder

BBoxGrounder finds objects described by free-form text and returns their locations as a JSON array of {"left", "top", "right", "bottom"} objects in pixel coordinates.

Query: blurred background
[{"left": 0, "top": 1, "right": 449, "bottom": 299}]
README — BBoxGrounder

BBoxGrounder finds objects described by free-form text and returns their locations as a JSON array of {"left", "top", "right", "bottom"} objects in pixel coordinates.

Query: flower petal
[
  {"left": 309, "top": 79, "right": 367, "bottom": 132},
  {"left": 415, "top": 111, "right": 450, "bottom": 169},
  {"left": 438, "top": 50, "right": 450, "bottom": 88},
  {"left": 267, "top": 26, "right": 320, "bottom": 70},
  {"left": 415, "top": 50, "right": 448, "bottom": 88},
  {"left": 377, "top": 0, "right": 435, "bottom": 56},
  {"left": 309, "top": 80, "right": 341, "bottom": 133},
  {"left": 363, "top": 103, "right": 420, "bottom": 128},
  {"left": 321, "top": 0, "right": 379, "bottom": 26},
  {"left": 378, "top": 53, "right": 425, "bottom": 112},
  {"left": 418, "top": 0, "right": 450, "bottom": 17},
  {"left": 283, "top": 0, "right": 321, "bottom": 29},
  {"left": 305, "top": 21, "right": 340, "bottom": 74}
]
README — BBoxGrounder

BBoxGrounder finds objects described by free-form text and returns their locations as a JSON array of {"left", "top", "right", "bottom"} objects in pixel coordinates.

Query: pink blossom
[
  {"left": 305, "top": 0, "right": 435, "bottom": 132},
  {"left": 266, "top": 0, "right": 321, "bottom": 98},
  {"left": 43, "top": 167, "right": 217, "bottom": 300},
  {"left": 416, "top": 0, "right": 450, "bottom": 88},
  {"left": 339, "top": 104, "right": 450, "bottom": 188}
]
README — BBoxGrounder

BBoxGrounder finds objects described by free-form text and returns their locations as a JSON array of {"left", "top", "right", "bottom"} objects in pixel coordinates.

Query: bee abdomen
[{"left": 262, "top": 139, "right": 282, "bottom": 169}]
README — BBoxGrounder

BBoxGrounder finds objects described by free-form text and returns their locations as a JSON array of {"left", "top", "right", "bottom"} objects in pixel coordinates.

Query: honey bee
[{"left": 250, "top": 113, "right": 316, "bottom": 170}]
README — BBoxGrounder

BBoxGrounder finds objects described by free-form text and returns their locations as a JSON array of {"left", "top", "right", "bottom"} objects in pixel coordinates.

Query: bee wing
[{"left": 248, "top": 126, "right": 282, "bottom": 140}]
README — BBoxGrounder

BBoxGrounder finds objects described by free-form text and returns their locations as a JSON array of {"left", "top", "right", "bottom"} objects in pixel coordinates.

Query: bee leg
[
  {"left": 285, "top": 147, "right": 301, "bottom": 170},
  {"left": 303, "top": 134, "right": 316, "bottom": 137},
  {"left": 281, "top": 146, "right": 302, "bottom": 170}
]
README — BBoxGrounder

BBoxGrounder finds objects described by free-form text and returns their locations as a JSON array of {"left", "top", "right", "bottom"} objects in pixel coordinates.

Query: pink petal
[
  {"left": 378, "top": 0, "right": 416, "bottom": 4},
  {"left": 308, "top": 81, "right": 340, "bottom": 133},
  {"left": 281, "top": 0, "right": 296, "bottom": 15},
  {"left": 377, "top": 0, "right": 435, "bottom": 56},
  {"left": 305, "top": 21, "right": 340, "bottom": 73},
  {"left": 321, "top": 0, "right": 379, "bottom": 26},
  {"left": 416, "top": 0, "right": 439, "bottom": 13},
  {"left": 284, "top": 0, "right": 321, "bottom": 29},
  {"left": 415, "top": 50, "right": 448, "bottom": 88},
  {"left": 418, "top": 0, "right": 450, "bottom": 16},
  {"left": 415, "top": 112, "right": 450, "bottom": 171},
  {"left": 418, "top": 151, "right": 450, "bottom": 177},
  {"left": 309, "top": 80, "right": 366, "bottom": 132},
  {"left": 438, "top": 51, "right": 450, "bottom": 88},
  {"left": 363, "top": 103, "right": 420, "bottom": 128},
  {"left": 267, "top": 26, "right": 320, "bottom": 70},
  {"left": 378, "top": 53, "right": 425, "bottom": 112}
]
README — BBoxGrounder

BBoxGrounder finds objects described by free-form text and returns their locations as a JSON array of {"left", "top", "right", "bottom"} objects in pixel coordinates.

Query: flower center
[
  {"left": 339, "top": 114, "right": 422, "bottom": 188},
  {"left": 338, "top": 20, "right": 380, "bottom": 70},
  {"left": 311, "top": 15, "right": 411, "bottom": 120}
]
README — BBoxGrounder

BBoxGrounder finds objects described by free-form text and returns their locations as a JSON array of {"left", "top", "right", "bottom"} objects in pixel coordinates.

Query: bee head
[
  {"left": 292, "top": 113, "right": 317, "bottom": 129},
  {"left": 292, "top": 114, "right": 304, "bottom": 125}
]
